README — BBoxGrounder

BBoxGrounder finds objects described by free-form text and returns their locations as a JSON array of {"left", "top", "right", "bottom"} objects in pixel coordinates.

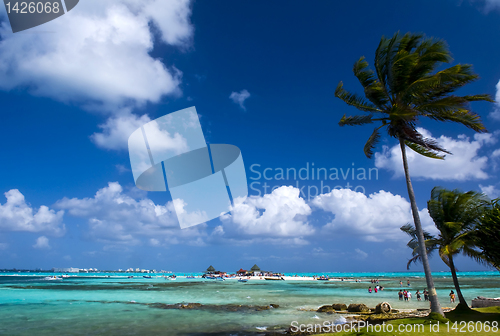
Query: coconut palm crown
[{"left": 337, "top": 32, "right": 492, "bottom": 159}]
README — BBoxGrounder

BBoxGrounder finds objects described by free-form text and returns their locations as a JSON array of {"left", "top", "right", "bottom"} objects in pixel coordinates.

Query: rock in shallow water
[
  {"left": 375, "top": 302, "right": 391, "bottom": 314},
  {"left": 347, "top": 303, "right": 370, "bottom": 312}
]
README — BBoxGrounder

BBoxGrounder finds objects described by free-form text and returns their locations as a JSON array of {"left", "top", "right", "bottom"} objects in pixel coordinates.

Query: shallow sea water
[{"left": 0, "top": 271, "right": 498, "bottom": 335}]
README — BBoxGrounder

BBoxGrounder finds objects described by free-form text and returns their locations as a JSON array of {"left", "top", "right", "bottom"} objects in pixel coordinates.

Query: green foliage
[
  {"left": 476, "top": 199, "right": 500, "bottom": 270},
  {"left": 335, "top": 32, "right": 492, "bottom": 159},
  {"left": 428, "top": 311, "right": 450, "bottom": 323},
  {"left": 401, "top": 187, "right": 488, "bottom": 270}
]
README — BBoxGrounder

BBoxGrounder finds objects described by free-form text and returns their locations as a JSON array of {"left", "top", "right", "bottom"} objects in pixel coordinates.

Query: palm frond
[
  {"left": 353, "top": 57, "right": 390, "bottom": 108},
  {"left": 335, "top": 82, "right": 381, "bottom": 112},
  {"left": 406, "top": 64, "right": 478, "bottom": 103},
  {"left": 339, "top": 114, "right": 374, "bottom": 127},
  {"left": 405, "top": 141, "right": 445, "bottom": 159},
  {"left": 363, "top": 125, "right": 383, "bottom": 158},
  {"left": 425, "top": 109, "right": 487, "bottom": 133},
  {"left": 398, "top": 125, "right": 452, "bottom": 155}
]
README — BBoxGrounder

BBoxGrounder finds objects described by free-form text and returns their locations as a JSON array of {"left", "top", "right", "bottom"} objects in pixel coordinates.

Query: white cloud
[
  {"left": 312, "top": 188, "right": 436, "bottom": 242},
  {"left": 55, "top": 182, "right": 203, "bottom": 245},
  {"left": 220, "top": 186, "right": 314, "bottom": 241},
  {"left": 0, "top": 189, "right": 65, "bottom": 236},
  {"left": 91, "top": 111, "right": 151, "bottom": 150},
  {"left": 490, "top": 79, "right": 500, "bottom": 120},
  {"left": 480, "top": 0, "right": 500, "bottom": 12},
  {"left": 33, "top": 236, "right": 51, "bottom": 249},
  {"left": 0, "top": 0, "right": 192, "bottom": 110},
  {"left": 375, "top": 128, "right": 495, "bottom": 181},
  {"left": 149, "top": 238, "right": 160, "bottom": 246},
  {"left": 354, "top": 248, "right": 368, "bottom": 260},
  {"left": 229, "top": 89, "right": 251, "bottom": 110},
  {"left": 0, "top": 1, "right": 193, "bottom": 152},
  {"left": 479, "top": 184, "right": 500, "bottom": 199}
]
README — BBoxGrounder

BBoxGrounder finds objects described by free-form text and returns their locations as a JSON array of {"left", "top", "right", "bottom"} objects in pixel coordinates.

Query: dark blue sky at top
[{"left": 0, "top": 0, "right": 499, "bottom": 273}]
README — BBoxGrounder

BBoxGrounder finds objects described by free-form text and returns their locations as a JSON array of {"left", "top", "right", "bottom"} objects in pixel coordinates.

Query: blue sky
[{"left": 0, "top": 0, "right": 500, "bottom": 273}]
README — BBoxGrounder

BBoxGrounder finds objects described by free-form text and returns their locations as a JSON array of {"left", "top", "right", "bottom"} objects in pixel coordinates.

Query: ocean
[{"left": 0, "top": 271, "right": 499, "bottom": 335}]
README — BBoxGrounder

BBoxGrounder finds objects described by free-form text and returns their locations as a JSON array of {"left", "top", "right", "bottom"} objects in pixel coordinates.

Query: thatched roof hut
[{"left": 250, "top": 264, "right": 261, "bottom": 272}]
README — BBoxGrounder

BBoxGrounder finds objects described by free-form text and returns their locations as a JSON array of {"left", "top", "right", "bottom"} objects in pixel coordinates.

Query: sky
[{"left": 0, "top": 0, "right": 500, "bottom": 273}]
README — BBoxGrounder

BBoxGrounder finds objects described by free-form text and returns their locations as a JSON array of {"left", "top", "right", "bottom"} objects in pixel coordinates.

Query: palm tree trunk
[
  {"left": 448, "top": 255, "right": 468, "bottom": 307},
  {"left": 399, "top": 138, "right": 444, "bottom": 317}
]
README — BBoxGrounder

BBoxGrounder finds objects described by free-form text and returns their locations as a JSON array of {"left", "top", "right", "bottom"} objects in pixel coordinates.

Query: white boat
[{"left": 44, "top": 276, "right": 62, "bottom": 281}]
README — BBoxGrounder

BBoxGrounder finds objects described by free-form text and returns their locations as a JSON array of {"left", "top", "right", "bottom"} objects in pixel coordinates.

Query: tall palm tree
[
  {"left": 401, "top": 187, "right": 489, "bottom": 309},
  {"left": 336, "top": 32, "right": 493, "bottom": 316}
]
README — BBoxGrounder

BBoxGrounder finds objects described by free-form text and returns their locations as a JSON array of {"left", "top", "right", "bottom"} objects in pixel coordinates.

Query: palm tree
[
  {"left": 475, "top": 198, "right": 500, "bottom": 271},
  {"left": 401, "top": 187, "right": 489, "bottom": 309},
  {"left": 336, "top": 32, "right": 493, "bottom": 316}
]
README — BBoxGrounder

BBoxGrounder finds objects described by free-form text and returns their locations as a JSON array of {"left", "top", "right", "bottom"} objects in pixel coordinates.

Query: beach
[{"left": 0, "top": 271, "right": 499, "bottom": 335}]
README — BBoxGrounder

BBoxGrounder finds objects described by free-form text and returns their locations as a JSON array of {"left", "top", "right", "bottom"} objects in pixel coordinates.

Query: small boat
[
  {"left": 143, "top": 275, "right": 152, "bottom": 279},
  {"left": 44, "top": 276, "right": 62, "bottom": 281},
  {"left": 128, "top": 276, "right": 134, "bottom": 278},
  {"left": 238, "top": 278, "right": 248, "bottom": 283},
  {"left": 264, "top": 277, "right": 285, "bottom": 281},
  {"left": 317, "top": 276, "right": 329, "bottom": 281}
]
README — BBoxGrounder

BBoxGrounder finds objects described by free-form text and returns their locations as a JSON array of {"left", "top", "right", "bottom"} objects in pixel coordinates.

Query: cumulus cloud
[
  {"left": 490, "top": 79, "right": 500, "bottom": 120},
  {"left": 55, "top": 182, "right": 203, "bottom": 245},
  {"left": 91, "top": 111, "right": 151, "bottom": 150},
  {"left": 33, "top": 236, "right": 51, "bottom": 249},
  {"left": 476, "top": 0, "right": 500, "bottom": 11},
  {"left": 375, "top": 128, "right": 495, "bottom": 181},
  {"left": 0, "top": 0, "right": 192, "bottom": 110},
  {"left": 479, "top": 184, "right": 500, "bottom": 199},
  {"left": 220, "top": 186, "right": 314, "bottom": 242},
  {"left": 0, "top": 189, "right": 65, "bottom": 236},
  {"left": 354, "top": 248, "right": 368, "bottom": 260},
  {"left": 229, "top": 89, "right": 251, "bottom": 110},
  {"left": 312, "top": 188, "right": 436, "bottom": 242},
  {"left": 0, "top": 0, "right": 194, "bottom": 151}
]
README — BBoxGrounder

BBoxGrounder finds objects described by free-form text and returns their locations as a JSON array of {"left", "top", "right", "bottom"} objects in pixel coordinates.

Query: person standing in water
[
  {"left": 416, "top": 290, "right": 422, "bottom": 301},
  {"left": 450, "top": 290, "right": 456, "bottom": 303}
]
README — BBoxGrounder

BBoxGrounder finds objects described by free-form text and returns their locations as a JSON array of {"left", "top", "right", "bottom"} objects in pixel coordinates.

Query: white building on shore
[{"left": 52, "top": 267, "right": 79, "bottom": 273}]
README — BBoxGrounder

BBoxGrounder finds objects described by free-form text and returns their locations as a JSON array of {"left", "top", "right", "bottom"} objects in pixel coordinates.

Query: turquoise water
[{"left": 0, "top": 272, "right": 499, "bottom": 335}]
